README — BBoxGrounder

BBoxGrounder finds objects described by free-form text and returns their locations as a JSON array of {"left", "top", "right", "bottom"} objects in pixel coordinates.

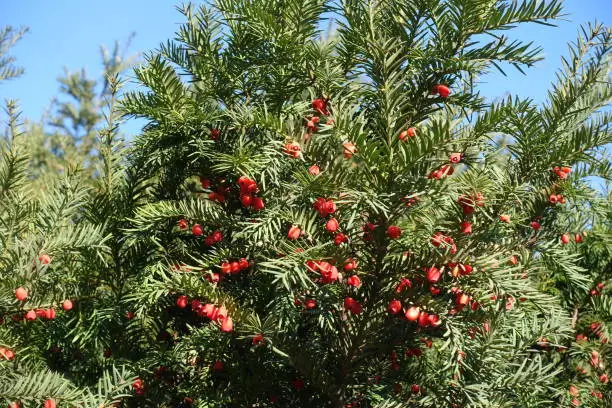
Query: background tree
[{"left": 0, "top": 25, "right": 28, "bottom": 84}]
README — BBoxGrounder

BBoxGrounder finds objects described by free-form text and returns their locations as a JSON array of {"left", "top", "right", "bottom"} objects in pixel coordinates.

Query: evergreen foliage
[{"left": 0, "top": 2, "right": 610, "bottom": 407}]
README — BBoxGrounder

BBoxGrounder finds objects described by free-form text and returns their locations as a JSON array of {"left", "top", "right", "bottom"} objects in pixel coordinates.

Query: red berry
[
  {"left": 15, "top": 287, "right": 28, "bottom": 301},
  {"left": 561, "top": 233, "right": 571, "bottom": 244},
  {"left": 308, "top": 164, "right": 320, "bottom": 175},
  {"left": 210, "top": 128, "right": 220, "bottom": 140},
  {"left": 333, "top": 233, "right": 348, "bottom": 245},
  {"left": 287, "top": 225, "right": 302, "bottom": 240},
  {"left": 425, "top": 266, "right": 441, "bottom": 283},
  {"left": 212, "top": 360, "right": 223, "bottom": 372},
  {"left": 574, "top": 234, "right": 583, "bottom": 243},
  {"left": 39, "top": 254, "right": 51, "bottom": 265},
  {"left": 252, "top": 197, "right": 265, "bottom": 211},
  {"left": 343, "top": 142, "right": 356, "bottom": 159},
  {"left": 44, "top": 399, "right": 56, "bottom": 408},
  {"left": 191, "top": 224, "right": 203, "bottom": 236},
  {"left": 449, "top": 153, "right": 462, "bottom": 163},
  {"left": 344, "top": 297, "right": 362, "bottom": 314},
  {"left": 176, "top": 295, "right": 188, "bottom": 309},
  {"left": 530, "top": 221, "right": 541, "bottom": 230},
  {"left": 304, "top": 299, "right": 317, "bottom": 309},
  {"left": 460, "top": 221, "right": 472, "bottom": 234},
  {"left": 220, "top": 262, "right": 231, "bottom": 274},
  {"left": 386, "top": 226, "right": 402, "bottom": 239},
  {"left": 325, "top": 218, "right": 339, "bottom": 232},
  {"left": 62, "top": 300, "right": 73, "bottom": 311},
  {"left": 346, "top": 275, "right": 361, "bottom": 288},
  {"left": 499, "top": 214, "right": 510, "bottom": 223},
  {"left": 435, "top": 84, "right": 451, "bottom": 98},
  {"left": 405, "top": 306, "right": 420, "bottom": 321},
  {"left": 177, "top": 219, "right": 188, "bottom": 230},
  {"left": 312, "top": 98, "right": 329, "bottom": 115},
  {"left": 388, "top": 299, "right": 402, "bottom": 314},
  {"left": 343, "top": 258, "right": 357, "bottom": 271},
  {"left": 220, "top": 316, "right": 234, "bottom": 332},
  {"left": 25, "top": 310, "right": 37, "bottom": 321}
]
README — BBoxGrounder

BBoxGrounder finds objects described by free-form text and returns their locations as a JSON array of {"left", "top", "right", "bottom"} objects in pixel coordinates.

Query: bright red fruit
[
  {"left": 435, "top": 84, "right": 451, "bottom": 98},
  {"left": 304, "top": 299, "right": 317, "bottom": 309},
  {"left": 252, "top": 197, "right": 265, "bottom": 211},
  {"left": 344, "top": 297, "right": 362, "bottom": 314},
  {"left": 308, "top": 164, "right": 320, "bottom": 175},
  {"left": 15, "top": 287, "right": 28, "bottom": 301},
  {"left": 460, "top": 221, "right": 472, "bottom": 234},
  {"left": 220, "top": 316, "right": 234, "bottom": 332},
  {"left": 530, "top": 221, "right": 541, "bottom": 230},
  {"left": 449, "top": 153, "right": 462, "bottom": 163},
  {"left": 386, "top": 225, "right": 402, "bottom": 239},
  {"left": 346, "top": 275, "right": 361, "bottom": 288},
  {"left": 287, "top": 225, "right": 301, "bottom": 240},
  {"left": 312, "top": 98, "right": 329, "bottom": 115},
  {"left": 176, "top": 295, "right": 188, "bottom": 309},
  {"left": 561, "top": 233, "right": 571, "bottom": 244},
  {"left": 343, "top": 142, "right": 356, "bottom": 159},
  {"left": 39, "top": 254, "right": 51, "bottom": 264},
  {"left": 426, "top": 266, "right": 441, "bottom": 283},
  {"left": 25, "top": 310, "right": 37, "bottom": 321},
  {"left": 44, "top": 399, "right": 56, "bottom": 408},
  {"left": 326, "top": 218, "right": 339, "bottom": 232},
  {"left": 62, "top": 299, "right": 73, "bottom": 311},
  {"left": 177, "top": 219, "right": 188, "bottom": 230},
  {"left": 574, "top": 234, "right": 583, "bottom": 243},
  {"left": 499, "top": 214, "right": 510, "bottom": 223},
  {"left": 405, "top": 306, "right": 420, "bottom": 321},
  {"left": 191, "top": 224, "right": 203, "bottom": 236},
  {"left": 343, "top": 258, "right": 357, "bottom": 271},
  {"left": 388, "top": 299, "right": 402, "bottom": 314}
]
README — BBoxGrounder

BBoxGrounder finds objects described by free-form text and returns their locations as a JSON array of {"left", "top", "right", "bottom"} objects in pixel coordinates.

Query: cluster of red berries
[
  {"left": 204, "top": 230, "right": 223, "bottom": 246},
  {"left": 132, "top": 378, "right": 145, "bottom": 395},
  {"left": 176, "top": 296, "right": 234, "bottom": 332},
  {"left": 589, "top": 282, "right": 605, "bottom": 297},
  {"left": 283, "top": 141, "right": 302, "bottom": 158},
  {"left": 447, "top": 262, "right": 474, "bottom": 278},
  {"left": 428, "top": 164, "right": 454, "bottom": 179},
  {"left": 7, "top": 399, "right": 56, "bottom": 408},
  {"left": 0, "top": 347, "right": 15, "bottom": 361},
  {"left": 237, "top": 176, "right": 265, "bottom": 210},
  {"left": 24, "top": 308, "right": 56, "bottom": 321},
  {"left": 200, "top": 177, "right": 231, "bottom": 203},
  {"left": 458, "top": 193, "right": 485, "bottom": 214},
  {"left": 219, "top": 258, "right": 250, "bottom": 275},
  {"left": 549, "top": 193, "right": 566, "bottom": 205},
  {"left": 306, "top": 260, "right": 340, "bottom": 284},
  {"left": 343, "top": 141, "right": 357, "bottom": 159},
  {"left": 402, "top": 302, "right": 441, "bottom": 328},
  {"left": 398, "top": 127, "right": 417, "bottom": 142},
  {"left": 552, "top": 166, "right": 571, "bottom": 179},
  {"left": 344, "top": 297, "right": 362, "bottom": 314},
  {"left": 431, "top": 232, "right": 457, "bottom": 254},
  {"left": 561, "top": 232, "right": 584, "bottom": 245}
]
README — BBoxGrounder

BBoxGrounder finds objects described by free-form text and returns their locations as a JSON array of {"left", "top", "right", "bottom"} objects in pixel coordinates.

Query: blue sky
[{"left": 1, "top": 1, "right": 610, "bottom": 137}]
